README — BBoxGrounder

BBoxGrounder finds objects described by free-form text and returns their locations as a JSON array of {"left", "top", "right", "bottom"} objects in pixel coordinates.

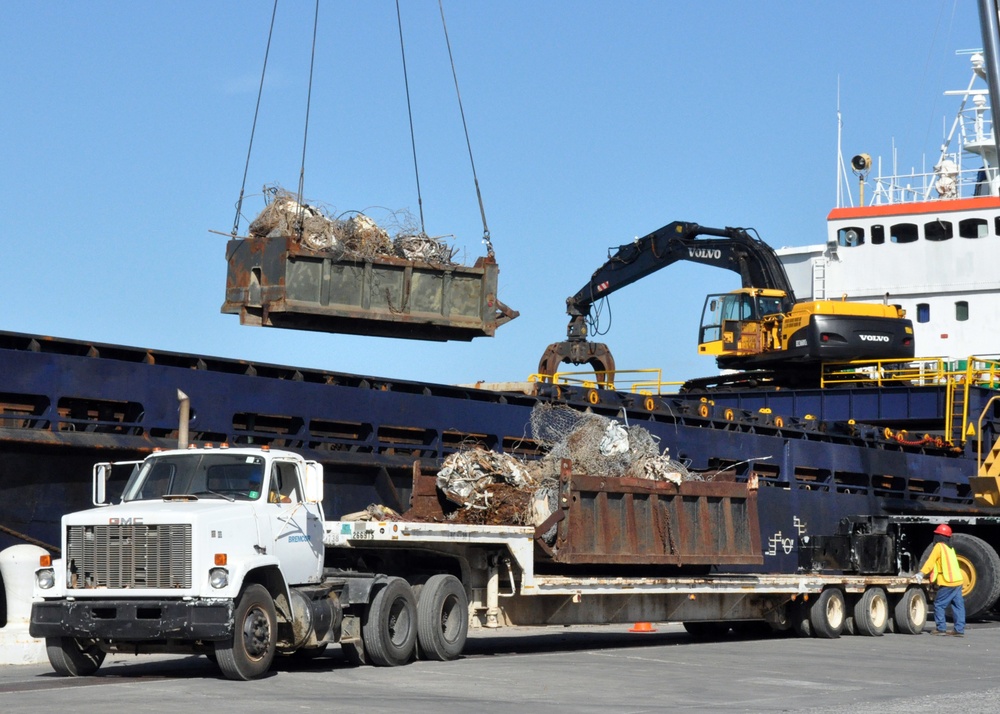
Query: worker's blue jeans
[{"left": 933, "top": 585, "right": 966, "bottom": 634}]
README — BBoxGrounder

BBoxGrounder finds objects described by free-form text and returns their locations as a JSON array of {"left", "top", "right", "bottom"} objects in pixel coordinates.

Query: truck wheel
[
  {"left": 950, "top": 533, "right": 1000, "bottom": 619},
  {"left": 809, "top": 588, "right": 845, "bottom": 638},
  {"left": 853, "top": 587, "right": 888, "bottom": 636},
  {"left": 45, "top": 637, "right": 106, "bottom": 676},
  {"left": 791, "top": 601, "right": 812, "bottom": 637},
  {"left": 215, "top": 584, "right": 277, "bottom": 680},
  {"left": 893, "top": 586, "right": 928, "bottom": 635},
  {"left": 362, "top": 577, "right": 417, "bottom": 667},
  {"left": 417, "top": 574, "right": 469, "bottom": 661},
  {"left": 682, "top": 621, "right": 730, "bottom": 640}
]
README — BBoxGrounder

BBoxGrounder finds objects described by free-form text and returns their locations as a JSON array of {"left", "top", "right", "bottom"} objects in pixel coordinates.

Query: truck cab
[{"left": 30, "top": 446, "right": 331, "bottom": 680}]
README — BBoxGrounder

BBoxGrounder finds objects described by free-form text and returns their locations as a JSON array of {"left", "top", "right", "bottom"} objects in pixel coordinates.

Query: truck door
[{"left": 267, "top": 459, "right": 324, "bottom": 584}]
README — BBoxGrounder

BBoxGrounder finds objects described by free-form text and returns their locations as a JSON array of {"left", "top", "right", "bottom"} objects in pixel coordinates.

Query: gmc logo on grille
[{"left": 109, "top": 517, "right": 144, "bottom": 525}]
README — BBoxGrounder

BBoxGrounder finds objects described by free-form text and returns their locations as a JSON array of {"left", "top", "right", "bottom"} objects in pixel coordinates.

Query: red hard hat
[{"left": 934, "top": 524, "right": 953, "bottom": 537}]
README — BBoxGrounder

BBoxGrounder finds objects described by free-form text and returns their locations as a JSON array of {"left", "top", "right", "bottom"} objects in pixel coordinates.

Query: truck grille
[{"left": 66, "top": 524, "right": 192, "bottom": 589}]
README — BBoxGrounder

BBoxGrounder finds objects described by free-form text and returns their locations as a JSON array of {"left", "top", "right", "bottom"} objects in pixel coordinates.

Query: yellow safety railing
[{"left": 528, "top": 369, "right": 686, "bottom": 395}]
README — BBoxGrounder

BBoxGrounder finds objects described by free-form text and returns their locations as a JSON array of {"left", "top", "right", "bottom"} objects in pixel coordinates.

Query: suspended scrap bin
[{"left": 221, "top": 193, "right": 518, "bottom": 341}]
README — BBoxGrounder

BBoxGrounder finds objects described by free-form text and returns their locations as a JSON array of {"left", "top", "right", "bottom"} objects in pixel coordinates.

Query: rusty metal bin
[
  {"left": 538, "top": 460, "right": 762, "bottom": 566},
  {"left": 222, "top": 236, "right": 517, "bottom": 342}
]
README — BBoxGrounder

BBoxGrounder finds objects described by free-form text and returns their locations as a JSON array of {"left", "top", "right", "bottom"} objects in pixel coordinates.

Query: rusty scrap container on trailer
[
  {"left": 221, "top": 236, "right": 517, "bottom": 342},
  {"left": 408, "top": 460, "right": 762, "bottom": 568}
]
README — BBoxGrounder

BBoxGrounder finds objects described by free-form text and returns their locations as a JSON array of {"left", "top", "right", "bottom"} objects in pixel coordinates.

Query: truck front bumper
[{"left": 30, "top": 599, "right": 234, "bottom": 641}]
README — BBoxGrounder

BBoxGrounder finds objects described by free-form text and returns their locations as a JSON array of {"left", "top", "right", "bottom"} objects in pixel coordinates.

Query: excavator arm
[{"left": 538, "top": 221, "right": 797, "bottom": 378}]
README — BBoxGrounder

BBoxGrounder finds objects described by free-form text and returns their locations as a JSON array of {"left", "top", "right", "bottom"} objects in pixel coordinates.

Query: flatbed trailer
[{"left": 324, "top": 517, "right": 927, "bottom": 642}]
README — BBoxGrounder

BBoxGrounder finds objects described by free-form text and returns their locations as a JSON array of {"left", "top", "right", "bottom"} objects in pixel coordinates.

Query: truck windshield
[{"left": 121, "top": 453, "right": 267, "bottom": 502}]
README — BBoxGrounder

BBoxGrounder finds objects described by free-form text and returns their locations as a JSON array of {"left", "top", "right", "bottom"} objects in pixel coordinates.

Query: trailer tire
[
  {"left": 682, "top": 621, "right": 730, "bottom": 640},
  {"left": 791, "top": 601, "right": 812, "bottom": 637},
  {"left": 809, "top": 588, "right": 845, "bottom": 639},
  {"left": 45, "top": 637, "right": 106, "bottom": 676},
  {"left": 893, "top": 586, "right": 928, "bottom": 635},
  {"left": 362, "top": 577, "right": 417, "bottom": 667},
  {"left": 416, "top": 574, "right": 469, "bottom": 661},
  {"left": 853, "top": 587, "right": 889, "bottom": 637},
  {"left": 215, "top": 584, "right": 277, "bottom": 681}
]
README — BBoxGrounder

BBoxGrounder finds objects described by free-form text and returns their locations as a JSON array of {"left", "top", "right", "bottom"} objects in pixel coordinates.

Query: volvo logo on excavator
[
  {"left": 688, "top": 248, "right": 723, "bottom": 259},
  {"left": 859, "top": 334, "right": 890, "bottom": 342}
]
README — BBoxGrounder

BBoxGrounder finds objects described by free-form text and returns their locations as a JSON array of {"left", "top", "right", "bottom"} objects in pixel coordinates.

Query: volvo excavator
[{"left": 538, "top": 221, "right": 914, "bottom": 389}]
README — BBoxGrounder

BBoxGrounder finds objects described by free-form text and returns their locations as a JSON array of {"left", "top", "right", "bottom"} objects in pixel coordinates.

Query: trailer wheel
[
  {"left": 362, "top": 577, "right": 417, "bottom": 667},
  {"left": 790, "top": 601, "right": 812, "bottom": 637},
  {"left": 893, "top": 586, "right": 928, "bottom": 635},
  {"left": 417, "top": 574, "right": 469, "bottom": 661},
  {"left": 809, "top": 588, "right": 845, "bottom": 638},
  {"left": 853, "top": 587, "right": 889, "bottom": 637},
  {"left": 45, "top": 637, "right": 106, "bottom": 676},
  {"left": 682, "top": 621, "right": 730, "bottom": 640},
  {"left": 215, "top": 584, "right": 277, "bottom": 680}
]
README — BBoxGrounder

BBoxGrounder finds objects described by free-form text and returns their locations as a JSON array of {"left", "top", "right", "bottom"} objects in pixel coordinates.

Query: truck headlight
[
  {"left": 36, "top": 568, "right": 55, "bottom": 590},
  {"left": 209, "top": 567, "right": 229, "bottom": 589}
]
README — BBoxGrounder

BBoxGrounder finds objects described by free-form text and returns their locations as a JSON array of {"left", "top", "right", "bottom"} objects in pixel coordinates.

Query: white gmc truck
[{"left": 30, "top": 445, "right": 927, "bottom": 680}]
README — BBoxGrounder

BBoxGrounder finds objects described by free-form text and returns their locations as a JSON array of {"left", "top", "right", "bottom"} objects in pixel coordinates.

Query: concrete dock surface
[{"left": 1, "top": 621, "right": 998, "bottom": 713}]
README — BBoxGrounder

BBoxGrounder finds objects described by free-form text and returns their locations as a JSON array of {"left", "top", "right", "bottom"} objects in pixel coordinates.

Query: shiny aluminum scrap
[
  {"left": 433, "top": 404, "right": 699, "bottom": 529},
  {"left": 223, "top": 189, "right": 518, "bottom": 342}
]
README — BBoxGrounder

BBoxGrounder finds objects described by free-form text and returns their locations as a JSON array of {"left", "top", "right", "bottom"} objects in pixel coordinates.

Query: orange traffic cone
[{"left": 629, "top": 621, "right": 656, "bottom": 633}]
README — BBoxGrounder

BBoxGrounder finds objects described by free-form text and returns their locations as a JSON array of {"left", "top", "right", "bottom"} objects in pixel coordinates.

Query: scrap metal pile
[
  {"left": 248, "top": 186, "right": 457, "bottom": 264},
  {"left": 422, "top": 403, "right": 699, "bottom": 529}
]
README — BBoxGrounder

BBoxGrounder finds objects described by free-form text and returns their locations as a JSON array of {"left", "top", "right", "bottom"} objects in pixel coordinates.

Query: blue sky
[{"left": 0, "top": 1, "right": 984, "bottom": 386}]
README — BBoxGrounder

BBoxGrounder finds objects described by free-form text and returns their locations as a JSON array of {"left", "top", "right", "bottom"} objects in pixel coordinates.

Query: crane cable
[
  {"left": 438, "top": 0, "right": 494, "bottom": 259},
  {"left": 395, "top": 0, "right": 426, "bottom": 236},
  {"left": 231, "top": 0, "right": 279, "bottom": 237},
  {"left": 295, "top": 0, "right": 321, "bottom": 239}
]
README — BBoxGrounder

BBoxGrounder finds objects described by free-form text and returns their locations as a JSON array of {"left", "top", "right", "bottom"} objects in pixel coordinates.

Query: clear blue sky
[{"left": 0, "top": 1, "right": 984, "bottom": 386}]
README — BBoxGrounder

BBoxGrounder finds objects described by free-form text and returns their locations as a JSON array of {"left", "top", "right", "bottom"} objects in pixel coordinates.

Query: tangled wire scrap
[
  {"left": 434, "top": 403, "right": 698, "bottom": 532},
  {"left": 248, "top": 187, "right": 457, "bottom": 264}
]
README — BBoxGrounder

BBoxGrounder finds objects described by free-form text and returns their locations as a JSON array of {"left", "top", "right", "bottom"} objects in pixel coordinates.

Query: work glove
[{"left": 914, "top": 572, "right": 924, "bottom": 584}]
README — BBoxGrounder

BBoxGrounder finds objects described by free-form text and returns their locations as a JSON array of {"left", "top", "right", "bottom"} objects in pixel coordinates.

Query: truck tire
[
  {"left": 852, "top": 587, "right": 888, "bottom": 637},
  {"left": 809, "top": 588, "right": 845, "bottom": 639},
  {"left": 45, "top": 637, "right": 106, "bottom": 676},
  {"left": 416, "top": 574, "right": 469, "bottom": 661},
  {"left": 215, "top": 584, "right": 277, "bottom": 680},
  {"left": 950, "top": 533, "right": 1000, "bottom": 619},
  {"left": 892, "top": 586, "right": 927, "bottom": 635},
  {"left": 362, "top": 577, "right": 417, "bottom": 667}
]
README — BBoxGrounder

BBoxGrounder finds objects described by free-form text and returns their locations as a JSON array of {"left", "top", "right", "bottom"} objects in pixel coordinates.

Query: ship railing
[
  {"left": 528, "top": 369, "right": 685, "bottom": 395},
  {"left": 822, "top": 356, "right": 1000, "bottom": 388}
]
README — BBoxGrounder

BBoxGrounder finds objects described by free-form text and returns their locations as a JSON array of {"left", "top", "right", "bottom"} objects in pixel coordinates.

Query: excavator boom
[{"left": 538, "top": 220, "right": 913, "bottom": 384}]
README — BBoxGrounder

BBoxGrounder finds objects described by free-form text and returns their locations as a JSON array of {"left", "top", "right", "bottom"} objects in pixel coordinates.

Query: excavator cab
[{"left": 699, "top": 288, "right": 786, "bottom": 358}]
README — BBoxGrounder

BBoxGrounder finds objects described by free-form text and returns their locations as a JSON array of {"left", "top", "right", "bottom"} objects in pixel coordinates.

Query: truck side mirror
[
  {"left": 303, "top": 461, "right": 324, "bottom": 504},
  {"left": 93, "top": 463, "right": 112, "bottom": 506}
]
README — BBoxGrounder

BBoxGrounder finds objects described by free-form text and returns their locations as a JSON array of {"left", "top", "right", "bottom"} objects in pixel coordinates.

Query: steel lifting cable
[
  {"left": 296, "top": 0, "right": 321, "bottom": 239},
  {"left": 232, "top": 0, "right": 279, "bottom": 237},
  {"left": 438, "top": 0, "right": 494, "bottom": 258},
  {"left": 396, "top": 0, "right": 426, "bottom": 235}
]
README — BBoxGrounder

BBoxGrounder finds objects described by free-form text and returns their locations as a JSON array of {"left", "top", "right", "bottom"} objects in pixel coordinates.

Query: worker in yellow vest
[{"left": 915, "top": 524, "right": 966, "bottom": 637}]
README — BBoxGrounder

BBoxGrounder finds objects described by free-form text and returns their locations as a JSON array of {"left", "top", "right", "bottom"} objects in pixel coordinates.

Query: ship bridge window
[
  {"left": 837, "top": 227, "right": 864, "bottom": 246},
  {"left": 890, "top": 223, "right": 918, "bottom": 243},
  {"left": 917, "top": 303, "right": 930, "bottom": 323},
  {"left": 956, "top": 301, "right": 969, "bottom": 321},
  {"left": 924, "top": 220, "right": 953, "bottom": 241},
  {"left": 871, "top": 224, "right": 886, "bottom": 244},
  {"left": 959, "top": 217, "right": 989, "bottom": 238}
]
